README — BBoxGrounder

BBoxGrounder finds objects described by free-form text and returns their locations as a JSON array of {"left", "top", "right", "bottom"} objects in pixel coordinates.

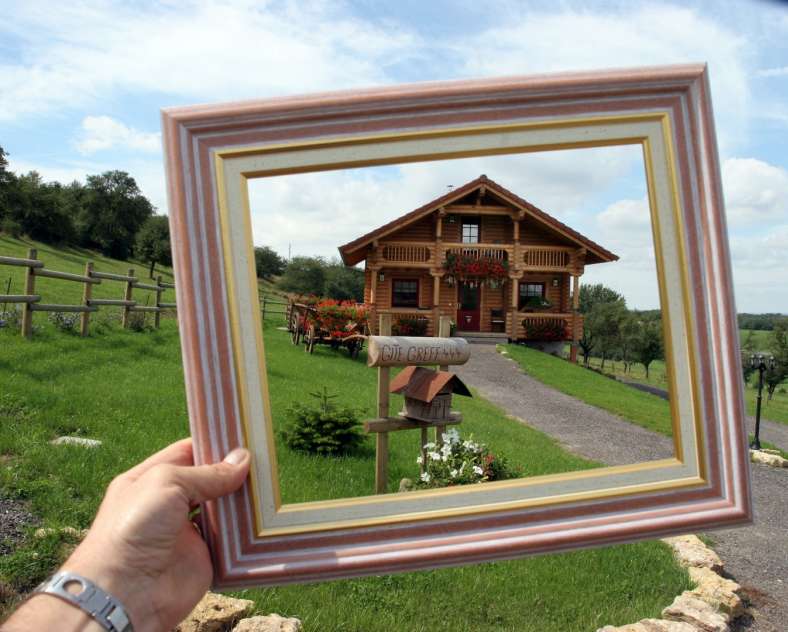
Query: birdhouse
[{"left": 389, "top": 366, "right": 471, "bottom": 423}]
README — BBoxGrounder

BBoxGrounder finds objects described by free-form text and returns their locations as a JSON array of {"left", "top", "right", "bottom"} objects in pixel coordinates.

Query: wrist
[
  {"left": 64, "top": 545, "right": 153, "bottom": 632},
  {"left": 3, "top": 593, "right": 106, "bottom": 632}
]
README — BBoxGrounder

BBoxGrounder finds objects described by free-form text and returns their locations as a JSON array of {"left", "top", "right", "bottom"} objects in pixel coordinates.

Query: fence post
[
  {"left": 80, "top": 261, "right": 94, "bottom": 337},
  {"left": 375, "top": 313, "right": 392, "bottom": 494},
  {"left": 121, "top": 268, "right": 134, "bottom": 328},
  {"left": 20, "top": 248, "right": 37, "bottom": 339},
  {"left": 261, "top": 296, "right": 266, "bottom": 321},
  {"left": 154, "top": 274, "right": 163, "bottom": 329}
]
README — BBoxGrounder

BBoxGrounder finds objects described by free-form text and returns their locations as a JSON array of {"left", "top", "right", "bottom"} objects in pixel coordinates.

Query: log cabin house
[{"left": 338, "top": 175, "right": 618, "bottom": 361}]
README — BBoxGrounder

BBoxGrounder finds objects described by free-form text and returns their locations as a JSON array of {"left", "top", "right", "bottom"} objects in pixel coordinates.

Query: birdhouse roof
[{"left": 389, "top": 366, "right": 472, "bottom": 403}]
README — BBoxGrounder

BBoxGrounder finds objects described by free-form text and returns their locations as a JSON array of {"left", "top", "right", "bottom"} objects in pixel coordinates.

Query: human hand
[{"left": 58, "top": 439, "right": 249, "bottom": 632}]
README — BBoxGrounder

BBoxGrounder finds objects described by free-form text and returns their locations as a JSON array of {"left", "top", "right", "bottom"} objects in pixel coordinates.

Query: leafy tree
[
  {"left": 254, "top": 246, "right": 285, "bottom": 280},
  {"left": 1, "top": 171, "right": 77, "bottom": 243},
  {"left": 764, "top": 322, "right": 788, "bottom": 402},
  {"left": 632, "top": 320, "right": 664, "bottom": 379},
  {"left": 278, "top": 256, "right": 326, "bottom": 295},
  {"left": 324, "top": 263, "right": 364, "bottom": 302},
  {"left": 578, "top": 283, "right": 626, "bottom": 366},
  {"left": 77, "top": 171, "right": 154, "bottom": 259},
  {"left": 579, "top": 283, "right": 624, "bottom": 314},
  {"left": 618, "top": 313, "right": 640, "bottom": 374},
  {"left": 592, "top": 299, "right": 627, "bottom": 370},
  {"left": 135, "top": 215, "right": 172, "bottom": 278}
]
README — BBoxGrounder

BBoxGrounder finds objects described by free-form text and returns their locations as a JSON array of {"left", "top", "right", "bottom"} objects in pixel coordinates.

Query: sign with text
[{"left": 367, "top": 336, "right": 471, "bottom": 367}]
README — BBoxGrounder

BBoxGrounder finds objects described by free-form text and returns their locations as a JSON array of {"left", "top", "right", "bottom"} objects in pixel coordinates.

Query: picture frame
[{"left": 161, "top": 63, "right": 752, "bottom": 588}]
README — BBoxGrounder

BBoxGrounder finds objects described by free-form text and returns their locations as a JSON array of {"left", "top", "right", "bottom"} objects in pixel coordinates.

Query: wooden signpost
[{"left": 365, "top": 315, "right": 468, "bottom": 494}]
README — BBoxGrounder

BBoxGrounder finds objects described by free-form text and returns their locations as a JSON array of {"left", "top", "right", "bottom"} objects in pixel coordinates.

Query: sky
[{"left": 1, "top": 0, "right": 787, "bottom": 312}]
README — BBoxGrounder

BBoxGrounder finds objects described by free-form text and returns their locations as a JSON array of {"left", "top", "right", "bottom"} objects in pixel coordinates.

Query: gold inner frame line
[{"left": 212, "top": 111, "right": 707, "bottom": 538}]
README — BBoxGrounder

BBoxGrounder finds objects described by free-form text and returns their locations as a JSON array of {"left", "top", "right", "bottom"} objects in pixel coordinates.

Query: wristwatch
[{"left": 34, "top": 571, "right": 133, "bottom": 632}]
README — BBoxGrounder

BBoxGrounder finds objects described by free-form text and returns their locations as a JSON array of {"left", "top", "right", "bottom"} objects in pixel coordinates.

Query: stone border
[
  {"left": 750, "top": 448, "right": 788, "bottom": 468},
  {"left": 597, "top": 535, "right": 747, "bottom": 632}
]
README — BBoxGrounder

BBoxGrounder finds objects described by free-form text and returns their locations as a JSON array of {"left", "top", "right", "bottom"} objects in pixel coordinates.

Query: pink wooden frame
[{"left": 161, "top": 64, "right": 752, "bottom": 588}]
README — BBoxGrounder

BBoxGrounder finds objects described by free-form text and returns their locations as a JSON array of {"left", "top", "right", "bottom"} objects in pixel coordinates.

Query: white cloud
[
  {"left": 0, "top": 2, "right": 419, "bottom": 121},
  {"left": 456, "top": 4, "right": 750, "bottom": 154},
  {"left": 75, "top": 116, "right": 161, "bottom": 155},
  {"left": 757, "top": 66, "right": 788, "bottom": 78},
  {"left": 722, "top": 158, "right": 788, "bottom": 226}
]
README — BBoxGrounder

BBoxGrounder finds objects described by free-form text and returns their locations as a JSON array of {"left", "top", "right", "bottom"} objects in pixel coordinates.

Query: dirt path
[{"left": 454, "top": 345, "right": 788, "bottom": 632}]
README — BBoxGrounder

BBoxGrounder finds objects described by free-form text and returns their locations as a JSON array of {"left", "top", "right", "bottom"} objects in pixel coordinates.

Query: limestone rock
[
  {"left": 398, "top": 478, "right": 413, "bottom": 492},
  {"left": 232, "top": 614, "right": 302, "bottom": 632},
  {"left": 34, "top": 526, "right": 88, "bottom": 539},
  {"left": 662, "top": 535, "right": 723, "bottom": 572},
  {"left": 750, "top": 449, "right": 788, "bottom": 468},
  {"left": 598, "top": 619, "right": 697, "bottom": 632},
  {"left": 50, "top": 436, "right": 102, "bottom": 448},
  {"left": 662, "top": 591, "right": 728, "bottom": 632},
  {"left": 175, "top": 592, "right": 254, "bottom": 632},
  {"left": 688, "top": 566, "right": 745, "bottom": 617}
]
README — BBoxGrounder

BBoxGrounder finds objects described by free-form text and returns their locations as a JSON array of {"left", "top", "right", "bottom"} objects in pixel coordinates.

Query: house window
[
  {"left": 461, "top": 218, "right": 480, "bottom": 244},
  {"left": 392, "top": 279, "right": 419, "bottom": 307},
  {"left": 518, "top": 282, "right": 545, "bottom": 309}
]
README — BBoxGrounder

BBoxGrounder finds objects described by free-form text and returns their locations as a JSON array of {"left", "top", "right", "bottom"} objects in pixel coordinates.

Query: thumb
[{"left": 173, "top": 448, "right": 251, "bottom": 504}]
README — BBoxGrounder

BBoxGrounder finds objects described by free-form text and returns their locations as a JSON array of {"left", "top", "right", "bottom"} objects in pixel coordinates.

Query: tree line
[
  {"left": 578, "top": 283, "right": 664, "bottom": 378},
  {"left": 256, "top": 251, "right": 364, "bottom": 303},
  {"left": 0, "top": 145, "right": 170, "bottom": 277}
]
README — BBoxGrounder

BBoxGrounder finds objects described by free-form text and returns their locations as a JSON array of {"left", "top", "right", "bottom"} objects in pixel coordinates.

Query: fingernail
[{"left": 223, "top": 448, "right": 249, "bottom": 465}]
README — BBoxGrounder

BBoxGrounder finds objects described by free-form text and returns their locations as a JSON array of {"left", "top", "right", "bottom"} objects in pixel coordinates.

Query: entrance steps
[{"left": 455, "top": 331, "right": 509, "bottom": 345}]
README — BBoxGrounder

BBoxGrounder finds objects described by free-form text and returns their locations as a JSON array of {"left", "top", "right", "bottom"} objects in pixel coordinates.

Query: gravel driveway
[{"left": 455, "top": 345, "right": 788, "bottom": 632}]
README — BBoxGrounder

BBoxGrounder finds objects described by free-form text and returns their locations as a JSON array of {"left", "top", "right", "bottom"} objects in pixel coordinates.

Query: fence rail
[{"left": 0, "top": 248, "right": 177, "bottom": 338}]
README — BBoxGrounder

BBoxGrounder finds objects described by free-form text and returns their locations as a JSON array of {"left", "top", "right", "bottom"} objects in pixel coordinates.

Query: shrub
[
  {"left": 392, "top": 316, "right": 428, "bottom": 336},
  {"left": 280, "top": 387, "right": 363, "bottom": 456},
  {"left": 414, "top": 428, "right": 520, "bottom": 488},
  {"left": 48, "top": 311, "right": 79, "bottom": 333},
  {"left": 127, "top": 311, "right": 150, "bottom": 332},
  {"left": 522, "top": 319, "right": 568, "bottom": 341},
  {"left": 0, "top": 306, "right": 21, "bottom": 329}
]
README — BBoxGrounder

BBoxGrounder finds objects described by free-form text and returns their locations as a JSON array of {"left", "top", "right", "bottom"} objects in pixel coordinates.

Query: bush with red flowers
[
  {"left": 391, "top": 316, "right": 429, "bottom": 336},
  {"left": 307, "top": 299, "right": 369, "bottom": 340},
  {"left": 522, "top": 319, "right": 569, "bottom": 341}
]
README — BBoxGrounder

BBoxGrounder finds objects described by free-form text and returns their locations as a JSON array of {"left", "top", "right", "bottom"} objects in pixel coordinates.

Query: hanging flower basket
[{"left": 442, "top": 253, "right": 509, "bottom": 286}]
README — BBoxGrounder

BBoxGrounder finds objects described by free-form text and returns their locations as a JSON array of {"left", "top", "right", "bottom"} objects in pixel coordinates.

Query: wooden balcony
[
  {"left": 521, "top": 246, "right": 575, "bottom": 272},
  {"left": 443, "top": 243, "right": 512, "bottom": 261},
  {"left": 374, "top": 241, "right": 578, "bottom": 274},
  {"left": 380, "top": 242, "right": 433, "bottom": 265}
]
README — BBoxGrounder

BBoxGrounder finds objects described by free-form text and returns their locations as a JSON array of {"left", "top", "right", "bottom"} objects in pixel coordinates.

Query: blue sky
[{"left": 1, "top": 0, "right": 787, "bottom": 311}]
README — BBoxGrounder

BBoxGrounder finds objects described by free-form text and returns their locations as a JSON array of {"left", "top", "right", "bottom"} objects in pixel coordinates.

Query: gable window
[
  {"left": 461, "top": 218, "right": 480, "bottom": 244},
  {"left": 392, "top": 279, "right": 419, "bottom": 308},
  {"left": 518, "top": 282, "right": 545, "bottom": 309}
]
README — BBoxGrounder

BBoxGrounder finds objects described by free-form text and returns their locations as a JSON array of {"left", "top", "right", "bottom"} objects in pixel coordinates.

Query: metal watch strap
[{"left": 35, "top": 571, "right": 133, "bottom": 632}]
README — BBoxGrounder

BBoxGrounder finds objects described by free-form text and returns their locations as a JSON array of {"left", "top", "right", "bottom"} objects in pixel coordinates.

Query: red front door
[{"left": 457, "top": 282, "right": 481, "bottom": 331}]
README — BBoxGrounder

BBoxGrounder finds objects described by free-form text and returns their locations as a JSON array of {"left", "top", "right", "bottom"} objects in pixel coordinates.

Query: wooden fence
[
  {"left": 260, "top": 296, "right": 287, "bottom": 320},
  {"left": 0, "top": 248, "right": 176, "bottom": 338}
]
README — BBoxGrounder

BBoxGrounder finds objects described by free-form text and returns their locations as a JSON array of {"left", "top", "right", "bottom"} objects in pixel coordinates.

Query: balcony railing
[
  {"left": 522, "top": 246, "right": 574, "bottom": 270},
  {"left": 443, "top": 243, "right": 511, "bottom": 261},
  {"left": 380, "top": 242, "right": 433, "bottom": 264}
]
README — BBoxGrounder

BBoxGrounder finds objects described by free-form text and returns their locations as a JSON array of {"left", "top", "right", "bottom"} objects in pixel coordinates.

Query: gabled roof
[
  {"left": 389, "top": 366, "right": 472, "bottom": 403},
  {"left": 338, "top": 174, "right": 618, "bottom": 266}
]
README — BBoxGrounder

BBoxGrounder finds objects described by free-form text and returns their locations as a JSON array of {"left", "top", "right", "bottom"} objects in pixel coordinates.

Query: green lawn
[
  {"left": 265, "top": 319, "right": 595, "bottom": 502},
  {"left": 0, "top": 316, "right": 694, "bottom": 630}
]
